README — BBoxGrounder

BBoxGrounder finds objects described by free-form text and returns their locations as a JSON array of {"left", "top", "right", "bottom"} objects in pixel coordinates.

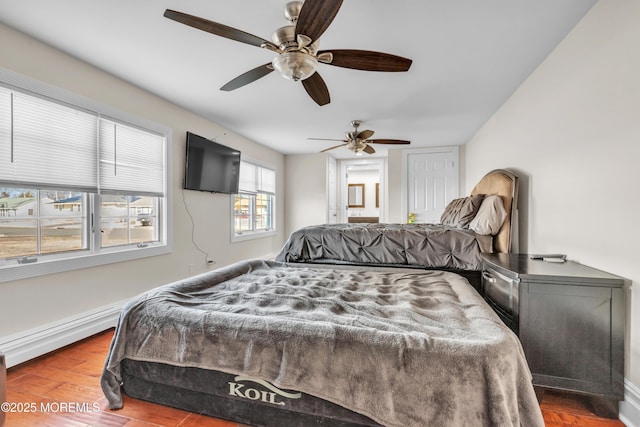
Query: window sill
[
  {"left": 231, "top": 229, "right": 276, "bottom": 243},
  {"left": 0, "top": 244, "right": 170, "bottom": 283}
]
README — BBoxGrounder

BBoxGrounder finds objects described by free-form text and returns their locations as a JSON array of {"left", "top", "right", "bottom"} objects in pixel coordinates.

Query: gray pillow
[{"left": 440, "top": 194, "right": 485, "bottom": 228}]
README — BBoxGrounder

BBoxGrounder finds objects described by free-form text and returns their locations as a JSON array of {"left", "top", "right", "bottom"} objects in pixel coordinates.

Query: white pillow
[{"left": 469, "top": 195, "right": 507, "bottom": 235}]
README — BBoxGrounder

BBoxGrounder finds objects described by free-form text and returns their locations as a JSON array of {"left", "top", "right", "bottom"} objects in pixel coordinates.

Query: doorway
[{"left": 339, "top": 158, "right": 385, "bottom": 224}]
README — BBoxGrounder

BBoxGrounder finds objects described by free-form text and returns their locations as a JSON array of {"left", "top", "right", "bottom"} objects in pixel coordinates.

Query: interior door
[{"left": 405, "top": 147, "right": 458, "bottom": 223}]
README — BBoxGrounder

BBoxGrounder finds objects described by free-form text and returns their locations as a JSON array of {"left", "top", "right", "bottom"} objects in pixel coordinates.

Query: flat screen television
[{"left": 183, "top": 131, "right": 241, "bottom": 194}]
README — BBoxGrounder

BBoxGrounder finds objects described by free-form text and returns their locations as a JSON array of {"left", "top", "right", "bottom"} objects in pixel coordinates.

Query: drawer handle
[{"left": 482, "top": 271, "right": 496, "bottom": 283}]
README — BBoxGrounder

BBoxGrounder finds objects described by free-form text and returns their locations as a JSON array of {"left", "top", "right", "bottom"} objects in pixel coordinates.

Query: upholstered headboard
[{"left": 470, "top": 169, "right": 519, "bottom": 253}]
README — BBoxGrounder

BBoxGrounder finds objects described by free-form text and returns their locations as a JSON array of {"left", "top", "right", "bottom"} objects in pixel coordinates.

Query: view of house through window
[
  {"left": 233, "top": 193, "right": 252, "bottom": 233},
  {"left": 100, "top": 195, "right": 159, "bottom": 247},
  {"left": 0, "top": 188, "right": 85, "bottom": 258}
]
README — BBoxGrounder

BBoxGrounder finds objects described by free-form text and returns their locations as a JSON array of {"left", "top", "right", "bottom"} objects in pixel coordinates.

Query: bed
[
  {"left": 101, "top": 168, "right": 541, "bottom": 426},
  {"left": 276, "top": 169, "right": 519, "bottom": 291},
  {"left": 101, "top": 258, "right": 542, "bottom": 426}
]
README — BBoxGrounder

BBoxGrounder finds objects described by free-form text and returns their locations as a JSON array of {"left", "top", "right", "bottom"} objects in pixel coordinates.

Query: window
[
  {"left": 0, "top": 188, "right": 86, "bottom": 259},
  {"left": 99, "top": 195, "right": 160, "bottom": 248},
  {"left": 232, "top": 161, "right": 275, "bottom": 240},
  {"left": 0, "top": 71, "right": 169, "bottom": 282}
]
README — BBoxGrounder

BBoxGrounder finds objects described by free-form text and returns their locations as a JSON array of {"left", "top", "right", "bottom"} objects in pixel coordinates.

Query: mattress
[{"left": 101, "top": 260, "right": 543, "bottom": 427}]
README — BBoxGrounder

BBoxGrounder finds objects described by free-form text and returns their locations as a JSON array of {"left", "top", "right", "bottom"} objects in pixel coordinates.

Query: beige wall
[
  {"left": 387, "top": 149, "right": 404, "bottom": 223},
  {"left": 284, "top": 153, "right": 328, "bottom": 236},
  {"left": 0, "top": 24, "right": 286, "bottom": 337},
  {"left": 465, "top": 0, "right": 640, "bottom": 384}
]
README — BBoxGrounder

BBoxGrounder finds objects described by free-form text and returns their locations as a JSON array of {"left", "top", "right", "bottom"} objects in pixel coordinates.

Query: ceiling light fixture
[{"left": 272, "top": 51, "right": 318, "bottom": 81}]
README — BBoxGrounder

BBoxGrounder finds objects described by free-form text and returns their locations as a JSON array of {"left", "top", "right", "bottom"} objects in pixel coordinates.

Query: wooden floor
[{"left": 4, "top": 329, "right": 627, "bottom": 427}]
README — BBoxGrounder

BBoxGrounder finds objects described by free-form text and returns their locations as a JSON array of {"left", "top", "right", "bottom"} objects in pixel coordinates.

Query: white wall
[
  {"left": 0, "top": 24, "right": 286, "bottom": 338},
  {"left": 465, "top": 0, "right": 640, "bottom": 386}
]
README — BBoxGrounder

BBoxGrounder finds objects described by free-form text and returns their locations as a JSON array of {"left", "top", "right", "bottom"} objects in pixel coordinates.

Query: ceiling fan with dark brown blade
[
  {"left": 309, "top": 120, "right": 411, "bottom": 154},
  {"left": 163, "top": 1, "right": 412, "bottom": 106}
]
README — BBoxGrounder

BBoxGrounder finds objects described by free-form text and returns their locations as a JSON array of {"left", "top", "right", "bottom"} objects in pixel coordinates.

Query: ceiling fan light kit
[
  {"left": 163, "top": 0, "right": 412, "bottom": 106},
  {"left": 272, "top": 51, "right": 318, "bottom": 81}
]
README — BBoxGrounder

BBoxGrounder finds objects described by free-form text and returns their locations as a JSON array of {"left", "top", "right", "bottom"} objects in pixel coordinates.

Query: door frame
[{"left": 339, "top": 158, "right": 386, "bottom": 223}]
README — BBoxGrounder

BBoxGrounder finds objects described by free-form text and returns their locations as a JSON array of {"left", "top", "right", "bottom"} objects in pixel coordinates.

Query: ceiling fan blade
[
  {"left": 220, "top": 63, "right": 274, "bottom": 91},
  {"left": 308, "top": 138, "right": 348, "bottom": 142},
  {"left": 356, "top": 129, "right": 375, "bottom": 140},
  {"left": 318, "top": 49, "right": 412, "bottom": 72},
  {"left": 321, "top": 143, "right": 347, "bottom": 153},
  {"left": 295, "top": 0, "right": 343, "bottom": 43},
  {"left": 368, "top": 139, "right": 411, "bottom": 144},
  {"left": 164, "top": 9, "right": 270, "bottom": 48},
  {"left": 362, "top": 144, "right": 376, "bottom": 154},
  {"left": 302, "top": 72, "right": 331, "bottom": 106}
]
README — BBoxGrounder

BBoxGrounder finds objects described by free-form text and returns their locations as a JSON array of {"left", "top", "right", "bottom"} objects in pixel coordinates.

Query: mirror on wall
[{"left": 348, "top": 183, "right": 365, "bottom": 208}]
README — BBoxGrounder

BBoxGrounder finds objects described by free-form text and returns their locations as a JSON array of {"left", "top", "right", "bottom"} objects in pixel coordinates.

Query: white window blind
[
  {"left": 238, "top": 161, "right": 256, "bottom": 193},
  {"left": 238, "top": 161, "right": 275, "bottom": 194},
  {"left": 0, "top": 91, "right": 98, "bottom": 191},
  {"left": 99, "top": 118, "right": 165, "bottom": 196},
  {"left": 0, "top": 84, "right": 165, "bottom": 196},
  {"left": 259, "top": 167, "right": 276, "bottom": 194},
  {"left": 0, "top": 87, "right": 11, "bottom": 177}
]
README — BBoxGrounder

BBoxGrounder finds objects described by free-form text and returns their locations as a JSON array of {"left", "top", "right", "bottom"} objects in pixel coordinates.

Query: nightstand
[{"left": 481, "top": 253, "right": 625, "bottom": 418}]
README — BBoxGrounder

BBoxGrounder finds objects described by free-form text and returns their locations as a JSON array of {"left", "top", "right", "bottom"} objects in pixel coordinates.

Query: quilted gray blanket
[
  {"left": 101, "top": 260, "right": 543, "bottom": 427},
  {"left": 275, "top": 223, "right": 492, "bottom": 270}
]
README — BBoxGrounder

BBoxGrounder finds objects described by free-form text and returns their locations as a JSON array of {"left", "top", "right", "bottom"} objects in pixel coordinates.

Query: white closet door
[{"left": 405, "top": 147, "right": 459, "bottom": 223}]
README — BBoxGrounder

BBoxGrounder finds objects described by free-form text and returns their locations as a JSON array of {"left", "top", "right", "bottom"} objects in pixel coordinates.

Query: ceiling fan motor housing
[
  {"left": 284, "top": 1, "right": 304, "bottom": 23},
  {"left": 271, "top": 7, "right": 320, "bottom": 82}
]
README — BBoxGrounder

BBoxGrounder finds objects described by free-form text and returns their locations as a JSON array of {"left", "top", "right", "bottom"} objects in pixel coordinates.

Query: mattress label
[{"left": 228, "top": 376, "right": 302, "bottom": 407}]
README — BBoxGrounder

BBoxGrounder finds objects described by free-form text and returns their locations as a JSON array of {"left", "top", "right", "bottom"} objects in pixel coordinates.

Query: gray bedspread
[
  {"left": 275, "top": 223, "right": 492, "bottom": 270},
  {"left": 101, "top": 260, "right": 543, "bottom": 427}
]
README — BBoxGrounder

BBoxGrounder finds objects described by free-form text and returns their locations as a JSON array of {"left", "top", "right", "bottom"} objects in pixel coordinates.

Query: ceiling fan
[
  {"left": 163, "top": 1, "right": 412, "bottom": 106},
  {"left": 309, "top": 120, "right": 411, "bottom": 154}
]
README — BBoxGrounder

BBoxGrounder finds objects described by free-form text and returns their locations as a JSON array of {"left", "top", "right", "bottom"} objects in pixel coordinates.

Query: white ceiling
[{"left": 0, "top": 0, "right": 596, "bottom": 159}]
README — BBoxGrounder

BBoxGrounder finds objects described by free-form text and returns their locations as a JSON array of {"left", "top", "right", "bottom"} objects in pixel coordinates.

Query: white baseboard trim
[
  {"left": 0, "top": 300, "right": 126, "bottom": 368},
  {"left": 621, "top": 379, "right": 640, "bottom": 427}
]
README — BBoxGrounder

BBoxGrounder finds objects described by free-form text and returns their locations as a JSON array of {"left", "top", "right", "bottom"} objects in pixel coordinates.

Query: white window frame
[
  {"left": 230, "top": 159, "right": 276, "bottom": 242},
  {"left": 0, "top": 67, "right": 172, "bottom": 283}
]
